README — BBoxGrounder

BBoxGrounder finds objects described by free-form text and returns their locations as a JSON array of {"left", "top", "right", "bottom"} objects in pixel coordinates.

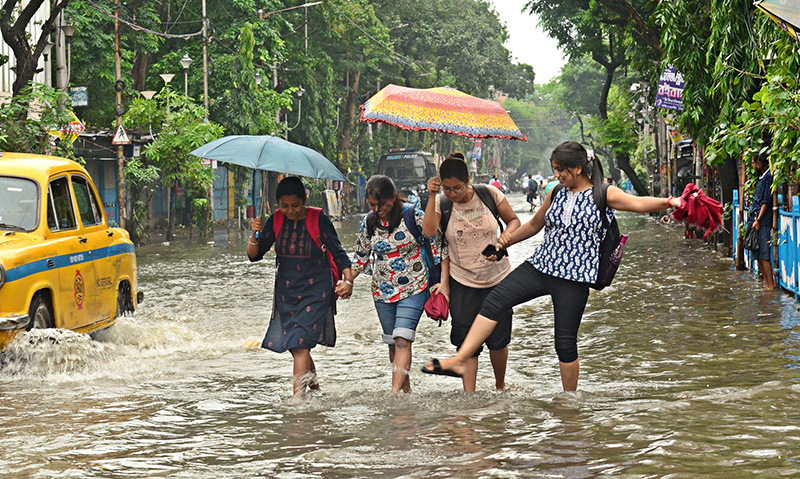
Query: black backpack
[
  {"left": 551, "top": 183, "right": 622, "bottom": 291},
  {"left": 439, "top": 184, "right": 504, "bottom": 234}
]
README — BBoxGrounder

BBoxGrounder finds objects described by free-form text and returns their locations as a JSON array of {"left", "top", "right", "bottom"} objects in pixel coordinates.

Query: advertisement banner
[{"left": 655, "top": 65, "right": 685, "bottom": 111}]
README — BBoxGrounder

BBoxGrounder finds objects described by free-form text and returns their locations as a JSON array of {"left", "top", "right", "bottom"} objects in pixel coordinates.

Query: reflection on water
[{"left": 2, "top": 194, "right": 800, "bottom": 477}]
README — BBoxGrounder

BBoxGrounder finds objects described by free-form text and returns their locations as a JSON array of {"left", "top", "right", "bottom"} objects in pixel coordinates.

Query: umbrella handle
[{"left": 254, "top": 214, "right": 267, "bottom": 240}]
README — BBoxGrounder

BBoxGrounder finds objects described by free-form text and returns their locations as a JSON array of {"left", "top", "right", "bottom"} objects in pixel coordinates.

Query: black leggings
[{"left": 479, "top": 261, "right": 590, "bottom": 363}]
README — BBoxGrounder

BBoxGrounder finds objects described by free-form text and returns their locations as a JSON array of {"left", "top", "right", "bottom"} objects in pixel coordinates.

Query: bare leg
[
  {"left": 559, "top": 358, "right": 579, "bottom": 391},
  {"left": 308, "top": 356, "right": 320, "bottom": 391},
  {"left": 490, "top": 346, "right": 509, "bottom": 391},
  {"left": 460, "top": 356, "right": 479, "bottom": 392},
  {"left": 758, "top": 259, "right": 777, "bottom": 289},
  {"left": 428, "top": 315, "right": 498, "bottom": 377},
  {"left": 392, "top": 338, "right": 412, "bottom": 393},
  {"left": 290, "top": 348, "right": 313, "bottom": 396}
]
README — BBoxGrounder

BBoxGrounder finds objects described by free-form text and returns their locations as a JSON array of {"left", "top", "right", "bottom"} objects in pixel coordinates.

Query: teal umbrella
[{"left": 190, "top": 135, "right": 348, "bottom": 182}]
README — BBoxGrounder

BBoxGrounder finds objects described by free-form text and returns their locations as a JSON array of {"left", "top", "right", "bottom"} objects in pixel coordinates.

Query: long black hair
[
  {"left": 550, "top": 141, "right": 605, "bottom": 207},
  {"left": 365, "top": 175, "right": 405, "bottom": 237}
]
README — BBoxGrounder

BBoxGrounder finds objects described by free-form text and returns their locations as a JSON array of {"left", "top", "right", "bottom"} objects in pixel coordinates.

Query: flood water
[{"left": 2, "top": 193, "right": 800, "bottom": 478}]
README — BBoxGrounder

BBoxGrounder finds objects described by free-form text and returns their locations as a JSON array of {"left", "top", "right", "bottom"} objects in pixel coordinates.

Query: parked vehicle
[
  {"left": 376, "top": 149, "right": 437, "bottom": 208},
  {"left": 0, "top": 153, "right": 142, "bottom": 350}
]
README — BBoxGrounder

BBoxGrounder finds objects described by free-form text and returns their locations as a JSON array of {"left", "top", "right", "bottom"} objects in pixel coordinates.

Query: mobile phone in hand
[{"left": 481, "top": 244, "right": 506, "bottom": 260}]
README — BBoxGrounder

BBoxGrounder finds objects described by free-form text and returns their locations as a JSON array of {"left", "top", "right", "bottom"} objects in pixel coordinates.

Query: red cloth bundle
[
  {"left": 424, "top": 290, "right": 449, "bottom": 325},
  {"left": 670, "top": 183, "right": 723, "bottom": 239}
]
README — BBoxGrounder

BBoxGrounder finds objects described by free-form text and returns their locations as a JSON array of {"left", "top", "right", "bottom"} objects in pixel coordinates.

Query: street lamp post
[
  {"left": 160, "top": 73, "right": 175, "bottom": 113},
  {"left": 286, "top": 85, "right": 306, "bottom": 138},
  {"left": 60, "top": 22, "right": 76, "bottom": 88},
  {"left": 179, "top": 54, "right": 193, "bottom": 99}
]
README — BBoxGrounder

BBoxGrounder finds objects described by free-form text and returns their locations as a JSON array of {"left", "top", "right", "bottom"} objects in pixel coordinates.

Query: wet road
[{"left": 2, "top": 193, "right": 800, "bottom": 478}]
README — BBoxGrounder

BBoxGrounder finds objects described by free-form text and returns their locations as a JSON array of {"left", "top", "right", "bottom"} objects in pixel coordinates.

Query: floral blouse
[{"left": 352, "top": 206, "right": 445, "bottom": 303}]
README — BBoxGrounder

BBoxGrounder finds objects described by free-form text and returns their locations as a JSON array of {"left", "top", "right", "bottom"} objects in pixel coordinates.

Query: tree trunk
[
  {"left": 616, "top": 152, "right": 649, "bottom": 196},
  {"left": 719, "top": 156, "right": 743, "bottom": 265},
  {"left": 1, "top": 0, "right": 69, "bottom": 96},
  {"left": 338, "top": 67, "right": 361, "bottom": 169},
  {"left": 131, "top": 52, "right": 153, "bottom": 92}
]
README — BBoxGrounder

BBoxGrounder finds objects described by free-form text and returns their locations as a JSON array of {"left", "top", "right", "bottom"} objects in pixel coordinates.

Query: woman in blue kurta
[{"left": 247, "top": 177, "right": 354, "bottom": 395}]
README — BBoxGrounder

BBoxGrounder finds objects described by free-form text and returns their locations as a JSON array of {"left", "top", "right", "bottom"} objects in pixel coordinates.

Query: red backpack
[{"left": 272, "top": 207, "right": 342, "bottom": 299}]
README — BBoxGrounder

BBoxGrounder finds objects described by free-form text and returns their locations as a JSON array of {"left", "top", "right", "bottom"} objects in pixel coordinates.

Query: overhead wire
[{"left": 83, "top": 0, "right": 203, "bottom": 39}]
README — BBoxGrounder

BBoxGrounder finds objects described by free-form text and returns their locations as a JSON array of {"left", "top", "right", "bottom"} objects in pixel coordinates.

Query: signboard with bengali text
[{"left": 655, "top": 65, "right": 685, "bottom": 112}]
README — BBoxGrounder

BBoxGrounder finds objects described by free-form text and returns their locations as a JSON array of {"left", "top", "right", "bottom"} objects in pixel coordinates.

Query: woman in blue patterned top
[
  {"left": 352, "top": 175, "right": 443, "bottom": 393},
  {"left": 422, "top": 141, "right": 681, "bottom": 391}
]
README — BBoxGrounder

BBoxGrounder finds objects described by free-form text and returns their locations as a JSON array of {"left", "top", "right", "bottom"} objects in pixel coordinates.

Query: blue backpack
[{"left": 401, "top": 204, "right": 441, "bottom": 288}]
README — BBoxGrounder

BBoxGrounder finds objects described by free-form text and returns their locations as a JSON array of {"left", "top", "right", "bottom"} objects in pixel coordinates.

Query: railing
[{"left": 732, "top": 190, "right": 799, "bottom": 298}]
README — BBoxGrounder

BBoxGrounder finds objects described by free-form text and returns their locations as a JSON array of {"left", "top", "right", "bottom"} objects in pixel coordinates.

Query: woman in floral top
[{"left": 352, "top": 175, "right": 443, "bottom": 393}]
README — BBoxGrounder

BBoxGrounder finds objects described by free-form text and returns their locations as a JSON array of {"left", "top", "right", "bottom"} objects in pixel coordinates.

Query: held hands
[
  {"left": 427, "top": 177, "right": 442, "bottom": 195},
  {"left": 498, "top": 231, "right": 514, "bottom": 249},
  {"left": 335, "top": 279, "right": 353, "bottom": 299}
]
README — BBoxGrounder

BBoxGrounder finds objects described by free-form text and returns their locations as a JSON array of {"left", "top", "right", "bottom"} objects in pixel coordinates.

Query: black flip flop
[{"left": 420, "top": 358, "right": 462, "bottom": 378}]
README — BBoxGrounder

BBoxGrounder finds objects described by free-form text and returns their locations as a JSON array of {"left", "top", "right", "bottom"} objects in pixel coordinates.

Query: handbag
[{"left": 744, "top": 224, "right": 759, "bottom": 251}]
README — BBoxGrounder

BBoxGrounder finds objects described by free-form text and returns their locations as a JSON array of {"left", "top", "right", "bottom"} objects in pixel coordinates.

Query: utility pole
[
  {"left": 114, "top": 1, "right": 126, "bottom": 230},
  {"left": 202, "top": 0, "right": 213, "bottom": 233}
]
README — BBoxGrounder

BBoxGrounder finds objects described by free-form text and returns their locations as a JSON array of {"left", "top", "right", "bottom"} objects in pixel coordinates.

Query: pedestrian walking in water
[
  {"left": 747, "top": 153, "right": 776, "bottom": 290},
  {"left": 248, "top": 177, "right": 354, "bottom": 396},
  {"left": 422, "top": 154, "right": 521, "bottom": 391},
  {"left": 422, "top": 141, "right": 681, "bottom": 391},
  {"left": 526, "top": 174, "right": 536, "bottom": 211},
  {"left": 351, "top": 175, "right": 443, "bottom": 393}
]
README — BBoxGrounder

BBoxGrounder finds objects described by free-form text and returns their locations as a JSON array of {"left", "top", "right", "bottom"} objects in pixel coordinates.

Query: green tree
[
  {"left": 0, "top": 83, "right": 76, "bottom": 157},
  {"left": 657, "top": 0, "right": 771, "bottom": 243},
  {"left": 124, "top": 90, "right": 224, "bottom": 240},
  {"left": 0, "top": 0, "right": 72, "bottom": 97}
]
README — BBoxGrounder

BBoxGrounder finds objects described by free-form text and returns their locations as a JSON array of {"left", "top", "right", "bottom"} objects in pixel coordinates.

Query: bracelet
[
  {"left": 343, "top": 280, "right": 353, "bottom": 286},
  {"left": 248, "top": 239, "right": 259, "bottom": 246}
]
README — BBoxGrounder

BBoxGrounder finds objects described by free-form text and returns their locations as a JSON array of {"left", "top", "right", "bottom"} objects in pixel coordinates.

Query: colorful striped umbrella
[
  {"left": 756, "top": 0, "right": 800, "bottom": 42},
  {"left": 360, "top": 84, "right": 527, "bottom": 141}
]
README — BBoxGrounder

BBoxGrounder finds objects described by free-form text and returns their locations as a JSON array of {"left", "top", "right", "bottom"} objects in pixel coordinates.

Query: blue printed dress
[{"left": 250, "top": 211, "right": 351, "bottom": 353}]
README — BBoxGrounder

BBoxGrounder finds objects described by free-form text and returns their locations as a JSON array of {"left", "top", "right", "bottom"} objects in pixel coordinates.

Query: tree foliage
[{"left": 0, "top": 83, "right": 76, "bottom": 157}]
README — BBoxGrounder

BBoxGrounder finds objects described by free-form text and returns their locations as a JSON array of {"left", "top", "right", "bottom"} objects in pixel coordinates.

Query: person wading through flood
[
  {"left": 421, "top": 141, "right": 681, "bottom": 391},
  {"left": 422, "top": 153, "right": 521, "bottom": 392},
  {"left": 248, "top": 177, "right": 354, "bottom": 396},
  {"left": 351, "top": 175, "right": 444, "bottom": 393}
]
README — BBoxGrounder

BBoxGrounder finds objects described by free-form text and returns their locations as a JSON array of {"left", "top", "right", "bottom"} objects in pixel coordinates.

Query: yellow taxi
[{"left": 0, "top": 153, "right": 142, "bottom": 349}]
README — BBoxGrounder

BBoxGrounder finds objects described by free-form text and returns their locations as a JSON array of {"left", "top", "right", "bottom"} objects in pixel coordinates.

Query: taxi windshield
[{"left": 0, "top": 176, "right": 39, "bottom": 231}]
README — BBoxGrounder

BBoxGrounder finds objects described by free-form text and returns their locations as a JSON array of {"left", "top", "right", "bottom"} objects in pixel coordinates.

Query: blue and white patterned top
[{"left": 528, "top": 187, "right": 614, "bottom": 284}]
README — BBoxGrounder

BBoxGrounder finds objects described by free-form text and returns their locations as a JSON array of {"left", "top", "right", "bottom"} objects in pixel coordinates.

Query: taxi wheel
[
  {"left": 28, "top": 294, "right": 54, "bottom": 330},
  {"left": 116, "top": 282, "right": 131, "bottom": 318}
]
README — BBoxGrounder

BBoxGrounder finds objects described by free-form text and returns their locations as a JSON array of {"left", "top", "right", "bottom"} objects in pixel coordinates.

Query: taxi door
[
  {"left": 47, "top": 175, "right": 95, "bottom": 330},
  {"left": 71, "top": 174, "right": 116, "bottom": 322}
]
